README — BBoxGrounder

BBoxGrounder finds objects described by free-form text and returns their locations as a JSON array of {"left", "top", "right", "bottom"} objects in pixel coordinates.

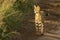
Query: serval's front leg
[
  {"left": 35, "top": 22, "right": 44, "bottom": 35},
  {"left": 35, "top": 23, "right": 39, "bottom": 34},
  {"left": 40, "top": 23, "right": 44, "bottom": 34}
]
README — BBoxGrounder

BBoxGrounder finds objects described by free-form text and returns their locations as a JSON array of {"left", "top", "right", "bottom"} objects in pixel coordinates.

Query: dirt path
[
  {"left": 20, "top": 19, "right": 60, "bottom": 40},
  {"left": 19, "top": 13, "right": 60, "bottom": 40}
]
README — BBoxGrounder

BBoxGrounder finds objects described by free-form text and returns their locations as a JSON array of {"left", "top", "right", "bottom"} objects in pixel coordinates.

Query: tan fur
[{"left": 34, "top": 5, "right": 44, "bottom": 35}]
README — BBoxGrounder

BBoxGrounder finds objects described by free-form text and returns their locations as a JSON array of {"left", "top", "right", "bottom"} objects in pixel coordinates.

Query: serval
[{"left": 34, "top": 5, "right": 44, "bottom": 35}]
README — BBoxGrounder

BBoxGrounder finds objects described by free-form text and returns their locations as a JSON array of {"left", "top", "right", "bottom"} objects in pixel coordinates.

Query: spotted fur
[{"left": 34, "top": 5, "right": 44, "bottom": 35}]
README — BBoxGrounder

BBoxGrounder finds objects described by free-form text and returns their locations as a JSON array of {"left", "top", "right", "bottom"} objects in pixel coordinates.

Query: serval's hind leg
[{"left": 40, "top": 23, "right": 44, "bottom": 35}]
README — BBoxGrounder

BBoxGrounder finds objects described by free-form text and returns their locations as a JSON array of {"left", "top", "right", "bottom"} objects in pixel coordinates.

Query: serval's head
[{"left": 34, "top": 5, "right": 40, "bottom": 14}]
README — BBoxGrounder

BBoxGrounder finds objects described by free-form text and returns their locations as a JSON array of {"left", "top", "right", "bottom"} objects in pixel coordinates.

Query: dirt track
[
  {"left": 19, "top": 13, "right": 60, "bottom": 40},
  {"left": 9, "top": 12, "right": 60, "bottom": 40}
]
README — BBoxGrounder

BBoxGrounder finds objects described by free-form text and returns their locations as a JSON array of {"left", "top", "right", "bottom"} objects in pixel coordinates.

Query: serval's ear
[
  {"left": 37, "top": 5, "right": 40, "bottom": 10},
  {"left": 34, "top": 5, "right": 37, "bottom": 9},
  {"left": 34, "top": 5, "right": 40, "bottom": 9}
]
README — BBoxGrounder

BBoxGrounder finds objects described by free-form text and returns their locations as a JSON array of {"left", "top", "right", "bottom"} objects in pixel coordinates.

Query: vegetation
[
  {"left": 0, "top": 0, "right": 58, "bottom": 40},
  {"left": 0, "top": 0, "right": 37, "bottom": 40}
]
